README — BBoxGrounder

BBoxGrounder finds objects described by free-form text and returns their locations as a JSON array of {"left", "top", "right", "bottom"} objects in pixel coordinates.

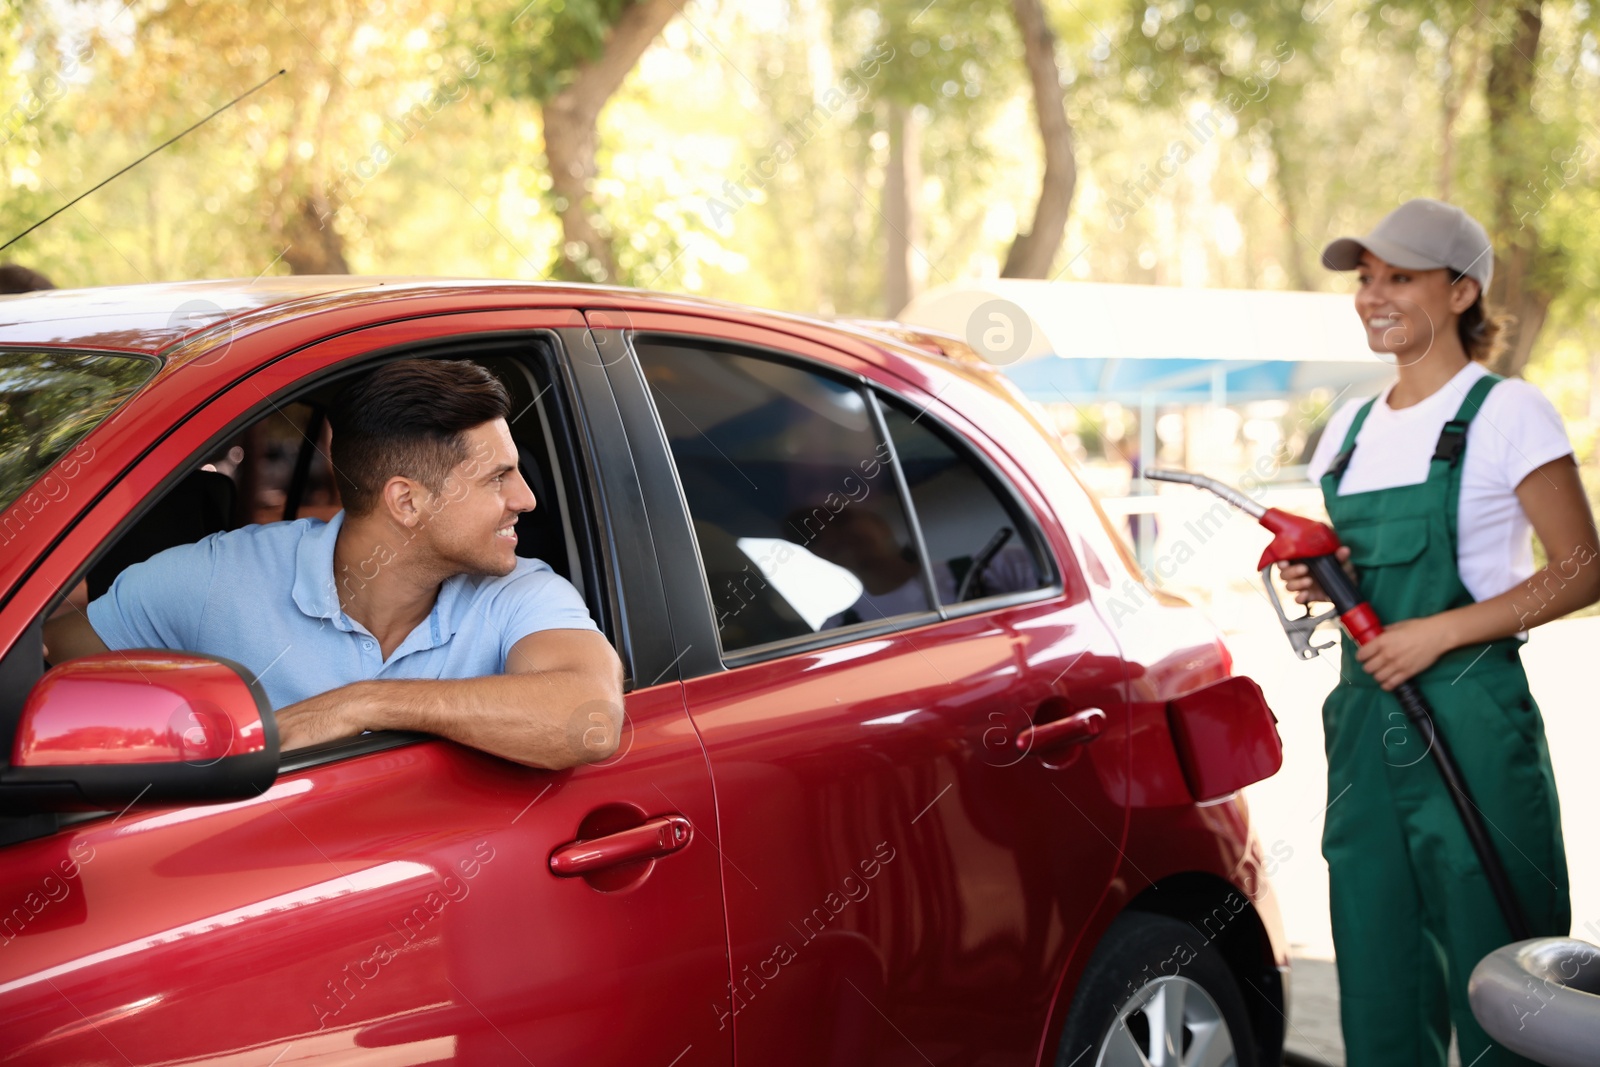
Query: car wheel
[{"left": 1053, "top": 912, "right": 1259, "bottom": 1067}]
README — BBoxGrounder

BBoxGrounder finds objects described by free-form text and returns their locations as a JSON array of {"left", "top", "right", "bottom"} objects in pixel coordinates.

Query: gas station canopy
[{"left": 897, "top": 278, "right": 1394, "bottom": 406}]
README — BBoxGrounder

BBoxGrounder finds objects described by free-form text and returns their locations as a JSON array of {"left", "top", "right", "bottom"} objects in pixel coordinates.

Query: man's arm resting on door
[
  {"left": 42, "top": 611, "right": 110, "bottom": 664},
  {"left": 274, "top": 629, "right": 626, "bottom": 769}
]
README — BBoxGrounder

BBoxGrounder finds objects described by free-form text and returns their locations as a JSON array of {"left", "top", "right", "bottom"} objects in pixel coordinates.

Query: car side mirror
[{"left": 1, "top": 651, "right": 278, "bottom": 812}]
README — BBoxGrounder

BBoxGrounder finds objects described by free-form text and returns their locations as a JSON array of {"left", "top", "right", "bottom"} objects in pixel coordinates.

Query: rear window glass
[
  {"left": 878, "top": 399, "right": 1050, "bottom": 604},
  {"left": 0, "top": 350, "right": 156, "bottom": 513},
  {"left": 637, "top": 340, "right": 935, "bottom": 653}
]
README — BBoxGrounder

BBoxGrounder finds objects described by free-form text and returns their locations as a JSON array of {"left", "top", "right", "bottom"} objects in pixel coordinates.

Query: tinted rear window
[
  {"left": 878, "top": 399, "right": 1050, "bottom": 604},
  {"left": 0, "top": 350, "right": 156, "bottom": 512},
  {"left": 637, "top": 340, "right": 935, "bottom": 652}
]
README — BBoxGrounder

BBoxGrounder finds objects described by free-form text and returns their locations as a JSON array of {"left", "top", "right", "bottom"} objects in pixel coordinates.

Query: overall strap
[
  {"left": 1434, "top": 372, "right": 1503, "bottom": 554},
  {"left": 1324, "top": 397, "right": 1379, "bottom": 487}
]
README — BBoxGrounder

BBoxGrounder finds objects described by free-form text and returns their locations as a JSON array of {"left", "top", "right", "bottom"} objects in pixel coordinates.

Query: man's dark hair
[
  {"left": 329, "top": 359, "right": 510, "bottom": 516},
  {"left": 0, "top": 263, "right": 56, "bottom": 293}
]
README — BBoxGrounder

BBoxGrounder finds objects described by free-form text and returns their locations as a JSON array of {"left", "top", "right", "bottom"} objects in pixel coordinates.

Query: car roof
[
  {"left": 0, "top": 277, "right": 979, "bottom": 364},
  {"left": 0, "top": 277, "right": 678, "bottom": 354},
  {"left": 0, "top": 277, "right": 1040, "bottom": 447}
]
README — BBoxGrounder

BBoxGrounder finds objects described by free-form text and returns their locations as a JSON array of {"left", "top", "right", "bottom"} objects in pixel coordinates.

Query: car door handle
[
  {"left": 1016, "top": 708, "right": 1106, "bottom": 754},
  {"left": 549, "top": 815, "right": 693, "bottom": 877}
]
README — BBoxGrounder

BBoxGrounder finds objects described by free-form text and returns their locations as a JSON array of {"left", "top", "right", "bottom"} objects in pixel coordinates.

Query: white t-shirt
[{"left": 1306, "top": 361, "right": 1572, "bottom": 603}]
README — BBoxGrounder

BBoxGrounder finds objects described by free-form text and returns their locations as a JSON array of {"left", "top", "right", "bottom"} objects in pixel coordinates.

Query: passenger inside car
[{"left": 42, "top": 358, "right": 623, "bottom": 770}]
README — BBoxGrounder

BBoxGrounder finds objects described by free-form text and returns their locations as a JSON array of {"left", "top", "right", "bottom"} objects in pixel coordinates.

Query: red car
[{"left": 0, "top": 280, "right": 1289, "bottom": 1066}]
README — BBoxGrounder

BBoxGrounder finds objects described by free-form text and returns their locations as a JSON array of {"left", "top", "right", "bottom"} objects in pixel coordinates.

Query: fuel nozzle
[
  {"left": 1144, "top": 468, "right": 1267, "bottom": 519},
  {"left": 1141, "top": 466, "right": 1347, "bottom": 659}
]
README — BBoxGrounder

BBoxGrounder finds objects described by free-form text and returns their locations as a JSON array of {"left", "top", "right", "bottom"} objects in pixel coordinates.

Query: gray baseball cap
[{"left": 1322, "top": 197, "right": 1494, "bottom": 292}]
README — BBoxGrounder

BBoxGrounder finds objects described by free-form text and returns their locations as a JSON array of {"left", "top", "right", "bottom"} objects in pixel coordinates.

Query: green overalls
[{"left": 1319, "top": 373, "right": 1571, "bottom": 1066}]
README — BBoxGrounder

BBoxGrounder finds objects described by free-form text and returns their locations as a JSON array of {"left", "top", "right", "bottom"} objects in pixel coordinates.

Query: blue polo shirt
[{"left": 87, "top": 511, "right": 599, "bottom": 710}]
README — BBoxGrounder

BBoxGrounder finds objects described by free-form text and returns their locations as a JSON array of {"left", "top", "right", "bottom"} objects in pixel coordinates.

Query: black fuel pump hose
[{"left": 1303, "top": 552, "right": 1531, "bottom": 941}]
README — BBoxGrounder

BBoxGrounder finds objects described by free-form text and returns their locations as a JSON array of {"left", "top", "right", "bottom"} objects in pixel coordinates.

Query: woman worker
[{"left": 1282, "top": 197, "right": 1598, "bottom": 1066}]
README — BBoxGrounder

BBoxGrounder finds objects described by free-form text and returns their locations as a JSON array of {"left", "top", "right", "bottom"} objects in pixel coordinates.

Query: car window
[
  {"left": 877, "top": 395, "right": 1050, "bottom": 605},
  {"left": 636, "top": 339, "right": 935, "bottom": 653},
  {"left": 0, "top": 349, "right": 156, "bottom": 513},
  {"left": 67, "top": 400, "right": 337, "bottom": 607},
  {"left": 229, "top": 401, "right": 340, "bottom": 525},
  {"left": 73, "top": 352, "right": 592, "bottom": 614}
]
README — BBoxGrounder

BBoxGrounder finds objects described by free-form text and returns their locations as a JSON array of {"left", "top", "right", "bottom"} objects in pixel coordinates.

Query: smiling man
[{"left": 44, "top": 359, "right": 623, "bottom": 769}]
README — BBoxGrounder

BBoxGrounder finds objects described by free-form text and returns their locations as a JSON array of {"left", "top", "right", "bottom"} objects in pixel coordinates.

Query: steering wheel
[{"left": 954, "top": 526, "right": 1014, "bottom": 603}]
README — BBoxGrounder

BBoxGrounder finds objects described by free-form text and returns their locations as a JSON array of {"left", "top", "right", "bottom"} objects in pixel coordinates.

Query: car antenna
[{"left": 0, "top": 68, "right": 286, "bottom": 254}]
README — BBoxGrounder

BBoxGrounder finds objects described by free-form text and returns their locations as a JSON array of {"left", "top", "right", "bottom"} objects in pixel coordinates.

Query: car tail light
[{"left": 1215, "top": 634, "right": 1235, "bottom": 676}]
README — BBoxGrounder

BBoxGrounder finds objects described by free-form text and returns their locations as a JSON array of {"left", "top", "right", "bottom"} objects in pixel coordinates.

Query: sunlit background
[
  {"left": 7, "top": 3, "right": 1600, "bottom": 1055},
  {"left": 8, "top": 0, "right": 1599, "bottom": 511}
]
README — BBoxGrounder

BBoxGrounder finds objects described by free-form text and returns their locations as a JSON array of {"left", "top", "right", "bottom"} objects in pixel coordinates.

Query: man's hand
[
  {"left": 276, "top": 687, "right": 368, "bottom": 752},
  {"left": 1354, "top": 616, "right": 1454, "bottom": 690}
]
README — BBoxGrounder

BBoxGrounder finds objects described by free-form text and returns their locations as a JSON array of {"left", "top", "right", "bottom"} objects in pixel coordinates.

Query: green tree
[
  {"left": 1334, "top": 0, "right": 1598, "bottom": 376},
  {"left": 472, "top": 0, "right": 680, "bottom": 283},
  {"left": 5, "top": 0, "right": 493, "bottom": 281},
  {"left": 1110, "top": 0, "right": 1329, "bottom": 287},
  {"left": 1000, "top": 0, "right": 1077, "bottom": 278},
  {"left": 838, "top": 0, "right": 1019, "bottom": 310},
  {"left": 0, "top": 4, "right": 102, "bottom": 280}
]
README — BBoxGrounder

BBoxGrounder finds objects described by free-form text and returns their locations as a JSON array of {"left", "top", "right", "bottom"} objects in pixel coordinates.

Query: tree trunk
[
  {"left": 883, "top": 102, "right": 921, "bottom": 317},
  {"left": 1001, "top": 0, "right": 1076, "bottom": 279},
  {"left": 1485, "top": 0, "right": 1546, "bottom": 377},
  {"left": 1436, "top": 12, "right": 1484, "bottom": 201},
  {"left": 1265, "top": 126, "right": 1313, "bottom": 290},
  {"left": 541, "top": 0, "right": 679, "bottom": 284},
  {"left": 282, "top": 193, "right": 350, "bottom": 275}
]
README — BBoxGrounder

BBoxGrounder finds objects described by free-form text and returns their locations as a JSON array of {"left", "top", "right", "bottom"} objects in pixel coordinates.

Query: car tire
[{"left": 1052, "top": 912, "right": 1259, "bottom": 1067}]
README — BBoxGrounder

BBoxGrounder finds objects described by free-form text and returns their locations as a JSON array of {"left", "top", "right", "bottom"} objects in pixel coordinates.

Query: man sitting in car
[{"left": 44, "top": 359, "right": 624, "bottom": 769}]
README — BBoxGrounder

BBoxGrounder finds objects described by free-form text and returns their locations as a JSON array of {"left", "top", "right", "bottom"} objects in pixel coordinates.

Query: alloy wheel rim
[{"left": 1093, "top": 974, "right": 1237, "bottom": 1067}]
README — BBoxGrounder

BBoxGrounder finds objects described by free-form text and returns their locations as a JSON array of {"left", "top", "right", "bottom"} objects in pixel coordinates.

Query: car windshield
[{"left": 0, "top": 349, "right": 157, "bottom": 513}]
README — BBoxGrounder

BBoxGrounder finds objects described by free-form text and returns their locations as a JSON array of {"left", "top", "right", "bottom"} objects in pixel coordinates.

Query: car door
[
  {"left": 591, "top": 314, "right": 1132, "bottom": 1066},
  {"left": 0, "top": 312, "right": 733, "bottom": 1066}
]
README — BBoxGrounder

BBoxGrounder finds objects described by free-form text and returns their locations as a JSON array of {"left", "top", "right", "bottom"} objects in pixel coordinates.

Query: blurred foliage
[
  {"left": 836, "top": 0, "right": 1018, "bottom": 110},
  {"left": 475, "top": 0, "right": 638, "bottom": 102},
  {"left": 0, "top": 0, "right": 1595, "bottom": 411}
]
